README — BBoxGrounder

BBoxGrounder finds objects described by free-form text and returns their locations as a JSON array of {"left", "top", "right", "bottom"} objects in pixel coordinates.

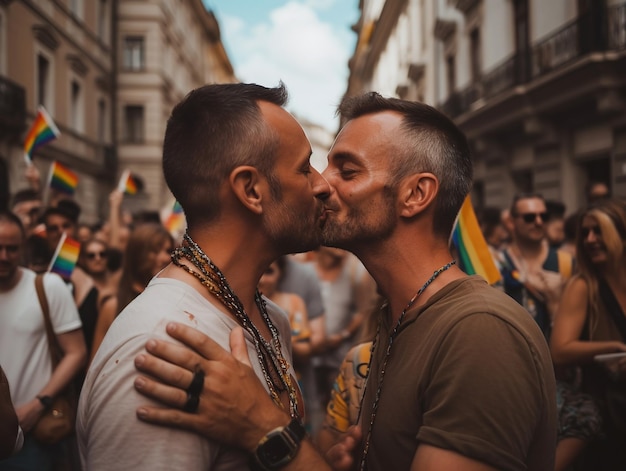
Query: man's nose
[{"left": 312, "top": 168, "right": 331, "bottom": 199}]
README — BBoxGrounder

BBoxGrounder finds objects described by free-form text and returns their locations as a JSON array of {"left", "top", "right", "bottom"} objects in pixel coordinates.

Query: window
[
  {"left": 70, "top": 80, "right": 83, "bottom": 132},
  {"left": 98, "top": 99, "right": 106, "bottom": 143},
  {"left": 469, "top": 28, "right": 482, "bottom": 82},
  {"left": 37, "top": 54, "right": 50, "bottom": 108},
  {"left": 124, "top": 105, "right": 144, "bottom": 142},
  {"left": 0, "top": 12, "right": 5, "bottom": 74},
  {"left": 123, "top": 36, "right": 144, "bottom": 71},
  {"left": 98, "top": 0, "right": 109, "bottom": 42},
  {"left": 514, "top": 0, "right": 530, "bottom": 81},
  {"left": 446, "top": 55, "right": 456, "bottom": 95}
]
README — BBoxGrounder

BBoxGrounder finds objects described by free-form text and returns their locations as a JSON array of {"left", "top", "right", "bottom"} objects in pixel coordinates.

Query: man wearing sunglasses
[{"left": 500, "top": 193, "right": 574, "bottom": 340}]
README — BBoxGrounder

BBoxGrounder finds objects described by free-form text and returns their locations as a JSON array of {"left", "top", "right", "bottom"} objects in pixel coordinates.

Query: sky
[{"left": 202, "top": 0, "right": 359, "bottom": 132}]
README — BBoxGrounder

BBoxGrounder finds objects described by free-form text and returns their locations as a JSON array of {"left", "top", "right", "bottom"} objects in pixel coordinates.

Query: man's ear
[
  {"left": 229, "top": 166, "right": 264, "bottom": 215},
  {"left": 399, "top": 172, "right": 438, "bottom": 218}
]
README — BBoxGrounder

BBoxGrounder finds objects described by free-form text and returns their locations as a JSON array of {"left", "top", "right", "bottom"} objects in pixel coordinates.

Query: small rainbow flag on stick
[
  {"left": 48, "top": 161, "right": 79, "bottom": 195},
  {"left": 48, "top": 232, "right": 80, "bottom": 280},
  {"left": 23, "top": 106, "right": 61, "bottom": 165},
  {"left": 117, "top": 169, "right": 138, "bottom": 195},
  {"left": 163, "top": 200, "right": 186, "bottom": 234},
  {"left": 451, "top": 196, "right": 501, "bottom": 285}
]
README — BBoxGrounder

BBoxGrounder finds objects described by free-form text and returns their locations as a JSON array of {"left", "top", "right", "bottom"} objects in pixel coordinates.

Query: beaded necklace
[
  {"left": 171, "top": 233, "right": 300, "bottom": 420},
  {"left": 358, "top": 260, "right": 457, "bottom": 470}
]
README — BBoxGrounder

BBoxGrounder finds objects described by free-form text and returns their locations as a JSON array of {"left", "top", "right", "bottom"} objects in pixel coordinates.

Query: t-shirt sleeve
[
  {"left": 299, "top": 264, "right": 324, "bottom": 320},
  {"left": 418, "top": 313, "right": 549, "bottom": 471},
  {"left": 43, "top": 273, "right": 82, "bottom": 334},
  {"left": 79, "top": 326, "right": 219, "bottom": 469}
]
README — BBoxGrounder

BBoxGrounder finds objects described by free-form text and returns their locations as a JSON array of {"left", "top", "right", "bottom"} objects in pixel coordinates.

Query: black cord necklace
[{"left": 358, "top": 260, "right": 457, "bottom": 470}]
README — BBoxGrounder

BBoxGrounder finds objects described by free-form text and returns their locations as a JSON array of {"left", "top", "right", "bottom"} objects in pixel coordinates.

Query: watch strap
[{"left": 284, "top": 418, "right": 306, "bottom": 443}]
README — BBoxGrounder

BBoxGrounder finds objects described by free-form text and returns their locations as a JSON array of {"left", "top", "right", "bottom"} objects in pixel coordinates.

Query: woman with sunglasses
[
  {"left": 89, "top": 224, "right": 173, "bottom": 362},
  {"left": 78, "top": 238, "right": 120, "bottom": 362},
  {"left": 551, "top": 198, "right": 626, "bottom": 470}
]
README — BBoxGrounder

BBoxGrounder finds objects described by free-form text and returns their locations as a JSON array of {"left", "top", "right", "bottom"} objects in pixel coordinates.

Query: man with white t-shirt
[
  {"left": 77, "top": 83, "right": 332, "bottom": 470},
  {"left": 0, "top": 211, "right": 86, "bottom": 471}
]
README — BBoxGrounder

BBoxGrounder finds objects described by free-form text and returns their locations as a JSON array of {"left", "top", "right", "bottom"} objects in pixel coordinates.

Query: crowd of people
[{"left": 0, "top": 81, "right": 624, "bottom": 471}]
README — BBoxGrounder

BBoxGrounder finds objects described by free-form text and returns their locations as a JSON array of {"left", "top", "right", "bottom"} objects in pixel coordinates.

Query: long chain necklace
[
  {"left": 171, "top": 233, "right": 301, "bottom": 420},
  {"left": 358, "top": 260, "right": 457, "bottom": 470}
]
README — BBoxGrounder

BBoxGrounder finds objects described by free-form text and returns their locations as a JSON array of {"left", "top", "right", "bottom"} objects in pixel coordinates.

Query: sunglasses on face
[
  {"left": 516, "top": 212, "right": 549, "bottom": 224},
  {"left": 86, "top": 251, "right": 107, "bottom": 260},
  {"left": 581, "top": 226, "right": 602, "bottom": 238}
]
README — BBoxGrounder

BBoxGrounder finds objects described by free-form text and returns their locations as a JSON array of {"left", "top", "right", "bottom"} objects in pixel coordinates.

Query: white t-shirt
[
  {"left": 77, "top": 276, "right": 297, "bottom": 471},
  {"left": 0, "top": 268, "right": 82, "bottom": 406}
]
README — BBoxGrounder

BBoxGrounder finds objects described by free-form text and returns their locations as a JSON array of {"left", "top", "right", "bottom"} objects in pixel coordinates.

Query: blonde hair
[{"left": 574, "top": 199, "right": 626, "bottom": 337}]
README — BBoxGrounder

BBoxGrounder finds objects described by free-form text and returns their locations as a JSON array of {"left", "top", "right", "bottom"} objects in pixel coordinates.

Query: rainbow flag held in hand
[
  {"left": 23, "top": 106, "right": 61, "bottom": 165},
  {"left": 48, "top": 233, "right": 80, "bottom": 280},
  {"left": 49, "top": 161, "right": 79, "bottom": 195},
  {"left": 450, "top": 196, "right": 501, "bottom": 285},
  {"left": 117, "top": 169, "right": 138, "bottom": 195},
  {"left": 163, "top": 200, "right": 186, "bottom": 234}
]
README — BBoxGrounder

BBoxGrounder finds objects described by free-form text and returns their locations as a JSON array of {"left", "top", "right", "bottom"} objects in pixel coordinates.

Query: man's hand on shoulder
[{"left": 134, "top": 324, "right": 289, "bottom": 452}]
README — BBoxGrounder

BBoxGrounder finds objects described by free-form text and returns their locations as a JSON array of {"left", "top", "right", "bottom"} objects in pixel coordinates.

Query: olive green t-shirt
[{"left": 359, "top": 276, "right": 556, "bottom": 471}]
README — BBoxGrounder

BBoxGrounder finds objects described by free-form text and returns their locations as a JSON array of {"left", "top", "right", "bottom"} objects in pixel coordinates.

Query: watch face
[{"left": 258, "top": 434, "right": 293, "bottom": 465}]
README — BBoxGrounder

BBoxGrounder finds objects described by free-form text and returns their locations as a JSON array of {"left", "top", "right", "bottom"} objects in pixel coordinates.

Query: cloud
[{"left": 219, "top": 1, "right": 352, "bottom": 131}]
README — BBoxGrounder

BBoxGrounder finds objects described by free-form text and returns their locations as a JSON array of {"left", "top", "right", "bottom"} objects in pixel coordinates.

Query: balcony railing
[
  {"left": 441, "top": 2, "right": 626, "bottom": 119},
  {"left": 531, "top": 17, "right": 580, "bottom": 78},
  {"left": 0, "top": 76, "right": 26, "bottom": 135}
]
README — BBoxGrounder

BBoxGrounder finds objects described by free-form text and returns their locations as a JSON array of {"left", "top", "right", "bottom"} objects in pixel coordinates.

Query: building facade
[
  {"left": 345, "top": 0, "right": 626, "bottom": 213},
  {"left": 1, "top": 0, "right": 115, "bottom": 220},
  {"left": 1, "top": 0, "right": 235, "bottom": 222},
  {"left": 116, "top": 0, "right": 235, "bottom": 214}
]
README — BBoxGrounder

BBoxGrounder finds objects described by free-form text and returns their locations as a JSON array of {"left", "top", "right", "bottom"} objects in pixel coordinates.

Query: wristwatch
[
  {"left": 37, "top": 395, "right": 53, "bottom": 410},
  {"left": 254, "top": 418, "right": 306, "bottom": 470}
]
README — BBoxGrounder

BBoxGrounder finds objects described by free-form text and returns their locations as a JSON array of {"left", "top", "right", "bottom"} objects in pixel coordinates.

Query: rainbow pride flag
[
  {"left": 48, "top": 233, "right": 80, "bottom": 280},
  {"left": 49, "top": 161, "right": 79, "bottom": 195},
  {"left": 451, "top": 196, "right": 501, "bottom": 285},
  {"left": 23, "top": 106, "right": 61, "bottom": 164},
  {"left": 163, "top": 200, "right": 186, "bottom": 234},
  {"left": 117, "top": 169, "right": 138, "bottom": 195}
]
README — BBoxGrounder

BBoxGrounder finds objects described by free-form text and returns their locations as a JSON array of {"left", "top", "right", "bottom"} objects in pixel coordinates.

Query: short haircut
[
  {"left": 42, "top": 199, "right": 81, "bottom": 225},
  {"left": 545, "top": 200, "right": 566, "bottom": 220},
  {"left": 11, "top": 189, "right": 41, "bottom": 208},
  {"left": 162, "top": 82, "right": 289, "bottom": 227},
  {"left": 338, "top": 92, "right": 473, "bottom": 237},
  {"left": 0, "top": 210, "right": 26, "bottom": 240},
  {"left": 509, "top": 192, "right": 545, "bottom": 216},
  {"left": 479, "top": 206, "right": 504, "bottom": 239}
]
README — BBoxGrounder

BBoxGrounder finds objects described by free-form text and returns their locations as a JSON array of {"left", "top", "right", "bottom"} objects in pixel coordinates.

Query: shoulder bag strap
[{"left": 35, "top": 274, "right": 62, "bottom": 369}]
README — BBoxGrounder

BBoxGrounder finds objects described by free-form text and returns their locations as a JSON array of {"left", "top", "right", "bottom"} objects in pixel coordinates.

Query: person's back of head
[
  {"left": 117, "top": 223, "right": 173, "bottom": 313},
  {"left": 162, "top": 82, "right": 289, "bottom": 229},
  {"left": 586, "top": 180, "right": 610, "bottom": 204},
  {"left": 337, "top": 92, "right": 472, "bottom": 238},
  {"left": 42, "top": 198, "right": 81, "bottom": 226}
]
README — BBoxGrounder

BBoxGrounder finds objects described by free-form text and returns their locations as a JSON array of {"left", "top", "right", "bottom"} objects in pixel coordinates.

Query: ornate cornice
[
  {"left": 32, "top": 24, "right": 60, "bottom": 50},
  {"left": 453, "top": 0, "right": 480, "bottom": 15},
  {"left": 66, "top": 54, "right": 88, "bottom": 76},
  {"left": 408, "top": 62, "right": 425, "bottom": 82},
  {"left": 434, "top": 19, "right": 456, "bottom": 41}
]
